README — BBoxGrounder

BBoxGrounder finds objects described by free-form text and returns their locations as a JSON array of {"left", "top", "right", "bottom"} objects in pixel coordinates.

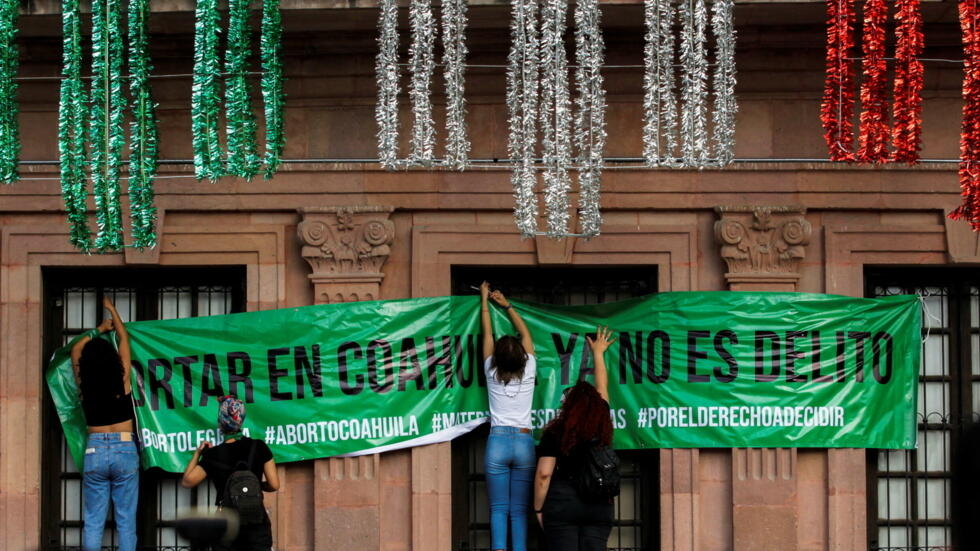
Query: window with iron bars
[
  {"left": 866, "top": 269, "right": 980, "bottom": 551},
  {"left": 41, "top": 267, "right": 246, "bottom": 551},
  {"left": 449, "top": 266, "right": 660, "bottom": 551}
]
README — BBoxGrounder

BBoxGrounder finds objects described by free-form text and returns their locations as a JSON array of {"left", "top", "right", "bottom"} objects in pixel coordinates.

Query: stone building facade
[{"left": 0, "top": 1, "right": 971, "bottom": 550}]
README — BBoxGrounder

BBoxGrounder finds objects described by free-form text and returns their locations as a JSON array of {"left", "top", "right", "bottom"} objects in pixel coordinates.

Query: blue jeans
[
  {"left": 485, "top": 426, "right": 535, "bottom": 551},
  {"left": 82, "top": 433, "right": 140, "bottom": 551}
]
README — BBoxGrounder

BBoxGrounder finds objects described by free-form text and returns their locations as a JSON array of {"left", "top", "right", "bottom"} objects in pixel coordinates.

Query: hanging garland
[
  {"left": 711, "top": 0, "right": 737, "bottom": 166},
  {"left": 441, "top": 0, "right": 469, "bottom": 170},
  {"left": 59, "top": 0, "right": 91, "bottom": 250},
  {"left": 642, "top": 0, "right": 735, "bottom": 169},
  {"left": 539, "top": 0, "right": 572, "bottom": 236},
  {"left": 950, "top": 0, "right": 980, "bottom": 230},
  {"left": 642, "top": 0, "right": 679, "bottom": 167},
  {"left": 192, "top": 0, "right": 224, "bottom": 181},
  {"left": 89, "top": 0, "right": 126, "bottom": 251},
  {"left": 261, "top": 0, "right": 285, "bottom": 179},
  {"left": 225, "top": 0, "right": 261, "bottom": 179},
  {"left": 573, "top": 0, "right": 605, "bottom": 237},
  {"left": 506, "top": 0, "right": 539, "bottom": 237},
  {"left": 679, "top": 0, "right": 709, "bottom": 168},
  {"left": 856, "top": 0, "right": 888, "bottom": 163},
  {"left": 127, "top": 0, "right": 159, "bottom": 249},
  {"left": 0, "top": 0, "right": 19, "bottom": 184},
  {"left": 892, "top": 0, "right": 923, "bottom": 164},
  {"left": 821, "top": 0, "right": 857, "bottom": 162},
  {"left": 408, "top": 0, "right": 437, "bottom": 164},
  {"left": 375, "top": 0, "right": 400, "bottom": 170},
  {"left": 822, "top": 0, "right": 925, "bottom": 164}
]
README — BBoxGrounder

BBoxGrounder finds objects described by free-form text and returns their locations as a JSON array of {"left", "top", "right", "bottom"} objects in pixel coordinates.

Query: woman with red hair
[{"left": 533, "top": 326, "right": 615, "bottom": 551}]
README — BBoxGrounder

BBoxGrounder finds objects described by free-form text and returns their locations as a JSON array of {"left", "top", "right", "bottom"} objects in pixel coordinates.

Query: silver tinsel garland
[
  {"left": 539, "top": 0, "right": 572, "bottom": 237},
  {"left": 441, "top": 0, "right": 470, "bottom": 170},
  {"left": 573, "top": 0, "right": 606, "bottom": 237},
  {"left": 408, "top": 0, "right": 437, "bottom": 164},
  {"left": 711, "top": 0, "right": 737, "bottom": 165},
  {"left": 680, "top": 0, "right": 709, "bottom": 168},
  {"left": 642, "top": 0, "right": 736, "bottom": 169},
  {"left": 506, "top": 0, "right": 539, "bottom": 237},
  {"left": 375, "top": 0, "right": 400, "bottom": 169},
  {"left": 643, "top": 0, "right": 679, "bottom": 167}
]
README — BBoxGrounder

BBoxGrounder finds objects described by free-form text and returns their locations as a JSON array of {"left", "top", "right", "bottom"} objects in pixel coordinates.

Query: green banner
[{"left": 46, "top": 292, "right": 920, "bottom": 472}]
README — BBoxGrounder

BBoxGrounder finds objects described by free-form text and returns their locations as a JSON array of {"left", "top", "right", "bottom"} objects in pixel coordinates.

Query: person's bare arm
[
  {"left": 586, "top": 326, "right": 614, "bottom": 403},
  {"left": 262, "top": 458, "right": 280, "bottom": 492},
  {"left": 480, "top": 281, "right": 494, "bottom": 360},
  {"left": 490, "top": 290, "right": 535, "bottom": 355},
  {"left": 103, "top": 297, "right": 131, "bottom": 393},
  {"left": 533, "top": 456, "right": 556, "bottom": 528},
  {"left": 181, "top": 441, "right": 211, "bottom": 488}
]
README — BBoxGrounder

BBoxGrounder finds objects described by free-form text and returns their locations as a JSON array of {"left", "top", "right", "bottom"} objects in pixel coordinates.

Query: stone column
[
  {"left": 298, "top": 206, "right": 395, "bottom": 551},
  {"left": 713, "top": 206, "right": 811, "bottom": 551}
]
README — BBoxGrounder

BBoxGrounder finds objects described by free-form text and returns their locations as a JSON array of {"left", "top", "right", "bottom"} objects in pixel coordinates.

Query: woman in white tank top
[{"left": 480, "top": 281, "right": 537, "bottom": 551}]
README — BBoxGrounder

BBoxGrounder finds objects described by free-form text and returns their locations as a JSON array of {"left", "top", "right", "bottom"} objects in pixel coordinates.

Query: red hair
[{"left": 545, "top": 381, "right": 612, "bottom": 454}]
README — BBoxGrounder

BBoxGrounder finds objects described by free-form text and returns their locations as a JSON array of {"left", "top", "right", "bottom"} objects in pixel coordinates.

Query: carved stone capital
[
  {"left": 298, "top": 206, "right": 395, "bottom": 303},
  {"left": 713, "top": 206, "right": 811, "bottom": 289}
]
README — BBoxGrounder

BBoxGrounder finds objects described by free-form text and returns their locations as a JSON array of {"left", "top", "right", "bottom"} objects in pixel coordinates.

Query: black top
[
  {"left": 82, "top": 392, "right": 134, "bottom": 427},
  {"left": 199, "top": 438, "right": 274, "bottom": 506},
  {"left": 537, "top": 427, "right": 589, "bottom": 482}
]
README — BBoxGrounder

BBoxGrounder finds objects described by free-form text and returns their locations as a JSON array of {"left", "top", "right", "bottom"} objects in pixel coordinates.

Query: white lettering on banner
[
  {"left": 636, "top": 406, "right": 845, "bottom": 429},
  {"left": 263, "top": 416, "right": 421, "bottom": 445},
  {"left": 140, "top": 428, "right": 248, "bottom": 453}
]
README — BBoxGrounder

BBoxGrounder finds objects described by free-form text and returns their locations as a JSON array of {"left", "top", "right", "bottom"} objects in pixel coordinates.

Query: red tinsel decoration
[
  {"left": 857, "top": 0, "right": 889, "bottom": 163},
  {"left": 951, "top": 0, "right": 980, "bottom": 230},
  {"left": 891, "top": 0, "right": 924, "bottom": 164},
  {"left": 822, "top": 0, "right": 857, "bottom": 162}
]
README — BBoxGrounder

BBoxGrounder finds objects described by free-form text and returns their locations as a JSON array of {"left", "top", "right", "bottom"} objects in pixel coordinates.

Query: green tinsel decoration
[
  {"left": 127, "top": 0, "right": 158, "bottom": 249},
  {"left": 260, "top": 0, "right": 285, "bottom": 179},
  {"left": 225, "top": 0, "right": 261, "bottom": 179},
  {"left": 58, "top": 0, "right": 91, "bottom": 250},
  {"left": 0, "top": 0, "right": 19, "bottom": 184},
  {"left": 192, "top": 0, "right": 224, "bottom": 181},
  {"left": 89, "top": 0, "right": 126, "bottom": 251}
]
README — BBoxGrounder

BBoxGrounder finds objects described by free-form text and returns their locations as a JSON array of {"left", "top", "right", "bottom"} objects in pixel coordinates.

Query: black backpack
[
  {"left": 574, "top": 441, "right": 621, "bottom": 502},
  {"left": 219, "top": 440, "right": 265, "bottom": 525}
]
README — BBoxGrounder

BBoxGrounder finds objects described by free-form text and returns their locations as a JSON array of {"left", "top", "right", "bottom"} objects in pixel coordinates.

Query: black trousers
[
  {"left": 542, "top": 480, "right": 613, "bottom": 551},
  {"left": 212, "top": 518, "right": 273, "bottom": 551}
]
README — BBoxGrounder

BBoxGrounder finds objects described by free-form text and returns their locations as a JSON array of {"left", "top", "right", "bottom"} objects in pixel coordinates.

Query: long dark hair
[
  {"left": 545, "top": 381, "right": 612, "bottom": 454},
  {"left": 78, "top": 338, "right": 125, "bottom": 403},
  {"left": 491, "top": 335, "right": 527, "bottom": 384}
]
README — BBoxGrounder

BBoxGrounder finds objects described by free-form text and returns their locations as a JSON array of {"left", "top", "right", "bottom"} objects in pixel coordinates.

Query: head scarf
[{"left": 218, "top": 395, "right": 245, "bottom": 434}]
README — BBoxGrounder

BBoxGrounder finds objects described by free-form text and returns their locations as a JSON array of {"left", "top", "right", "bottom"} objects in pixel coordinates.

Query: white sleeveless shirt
[{"left": 484, "top": 354, "right": 536, "bottom": 428}]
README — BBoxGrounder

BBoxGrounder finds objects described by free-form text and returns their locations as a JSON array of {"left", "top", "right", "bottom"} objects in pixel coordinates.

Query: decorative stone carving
[
  {"left": 297, "top": 206, "right": 395, "bottom": 304},
  {"left": 714, "top": 206, "right": 811, "bottom": 288}
]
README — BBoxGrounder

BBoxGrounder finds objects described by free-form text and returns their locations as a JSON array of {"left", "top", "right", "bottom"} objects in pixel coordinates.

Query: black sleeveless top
[{"left": 82, "top": 392, "right": 135, "bottom": 427}]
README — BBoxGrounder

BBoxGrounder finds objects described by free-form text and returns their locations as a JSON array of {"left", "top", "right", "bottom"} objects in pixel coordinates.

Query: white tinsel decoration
[
  {"left": 680, "top": 0, "right": 709, "bottom": 168},
  {"left": 375, "top": 0, "right": 400, "bottom": 169},
  {"left": 441, "top": 0, "right": 470, "bottom": 170},
  {"left": 507, "top": 0, "right": 540, "bottom": 237},
  {"left": 408, "top": 0, "right": 437, "bottom": 164},
  {"left": 711, "top": 0, "right": 737, "bottom": 165},
  {"left": 642, "top": 0, "right": 679, "bottom": 167},
  {"left": 573, "top": 0, "right": 606, "bottom": 237},
  {"left": 539, "top": 0, "right": 572, "bottom": 237}
]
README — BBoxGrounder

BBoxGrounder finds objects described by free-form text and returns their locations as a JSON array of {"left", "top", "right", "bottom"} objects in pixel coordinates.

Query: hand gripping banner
[{"left": 47, "top": 291, "right": 920, "bottom": 472}]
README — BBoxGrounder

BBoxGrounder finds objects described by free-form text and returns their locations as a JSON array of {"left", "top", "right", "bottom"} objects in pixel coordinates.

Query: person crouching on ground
[{"left": 182, "top": 396, "right": 280, "bottom": 551}]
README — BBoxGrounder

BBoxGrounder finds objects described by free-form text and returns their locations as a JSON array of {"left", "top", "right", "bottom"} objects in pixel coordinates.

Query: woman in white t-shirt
[{"left": 480, "top": 281, "right": 537, "bottom": 551}]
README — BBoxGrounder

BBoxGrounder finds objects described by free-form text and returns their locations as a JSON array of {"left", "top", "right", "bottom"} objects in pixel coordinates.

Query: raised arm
[
  {"left": 480, "top": 281, "right": 494, "bottom": 360},
  {"left": 103, "top": 297, "right": 131, "bottom": 393},
  {"left": 585, "top": 326, "right": 614, "bottom": 403},
  {"left": 181, "top": 441, "right": 211, "bottom": 488},
  {"left": 490, "top": 290, "right": 535, "bottom": 355}
]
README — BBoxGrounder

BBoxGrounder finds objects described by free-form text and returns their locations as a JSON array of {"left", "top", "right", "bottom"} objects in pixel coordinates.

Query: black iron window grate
[{"left": 867, "top": 273, "right": 980, "bottom": 551}]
